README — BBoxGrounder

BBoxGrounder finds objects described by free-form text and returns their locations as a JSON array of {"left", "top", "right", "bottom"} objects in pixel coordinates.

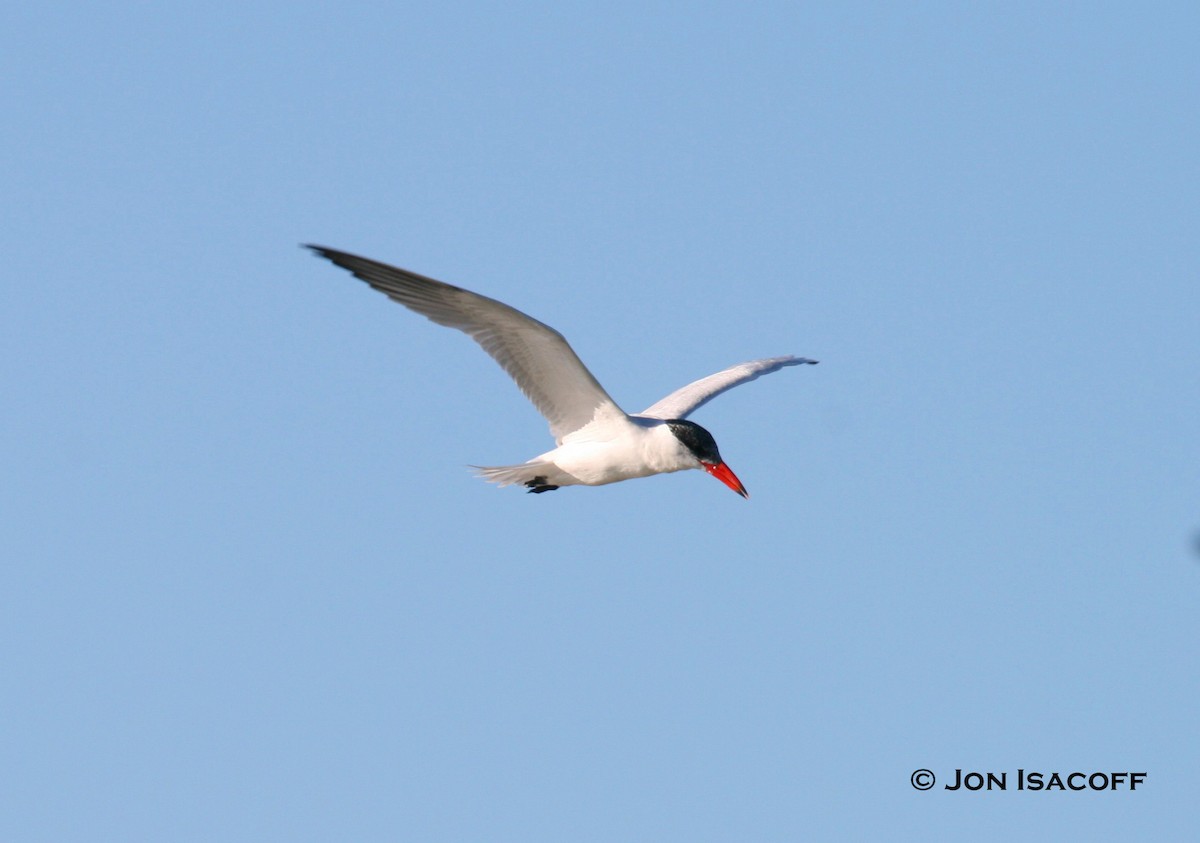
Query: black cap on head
[
  {"left": 665, "top": 419, "right": 722, "bottom": 464},
  {"left": 667, "top": 419, "right": 749, "bottom": 498}
]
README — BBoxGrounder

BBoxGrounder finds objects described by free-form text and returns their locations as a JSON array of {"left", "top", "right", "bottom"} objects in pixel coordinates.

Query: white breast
[{"left": 533, "top": 418, "right": 697, "bottom": 486}]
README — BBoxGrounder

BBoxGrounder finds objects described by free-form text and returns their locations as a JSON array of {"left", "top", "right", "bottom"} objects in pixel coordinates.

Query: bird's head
[{"left": 666, "top": 419, "right": 749, "bottom": 498}]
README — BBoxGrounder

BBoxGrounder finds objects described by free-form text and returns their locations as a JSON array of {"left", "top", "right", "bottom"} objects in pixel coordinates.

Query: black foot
[{"left": 525, "top": 476, "right": 559, "bottom": 494}]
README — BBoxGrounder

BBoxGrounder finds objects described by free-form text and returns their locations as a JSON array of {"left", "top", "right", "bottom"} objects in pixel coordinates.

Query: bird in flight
[{"left": 306, "top": 245, "right": 816, "bottom": 497}]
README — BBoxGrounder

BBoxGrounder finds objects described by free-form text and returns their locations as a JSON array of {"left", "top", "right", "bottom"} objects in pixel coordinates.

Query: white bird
[{"left": 306, "top": 245, "right": 817, "bottom": 498}]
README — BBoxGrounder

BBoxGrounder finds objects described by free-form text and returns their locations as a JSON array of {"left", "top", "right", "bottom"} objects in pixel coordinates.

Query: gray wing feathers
[
  {"left": 306, "top": 246, "right": 623, "bottom": 441},
  {"left": 639, "top": 355, "right": 817, "bottom": 420}
]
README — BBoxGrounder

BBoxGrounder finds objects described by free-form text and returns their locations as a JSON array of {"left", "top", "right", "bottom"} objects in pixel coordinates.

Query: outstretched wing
[
  {"left": 639, "top": 356, "right": 817, "bottom": 420},
  {"left": 307, "top": 246, "right": 626, "bottom": 442}
]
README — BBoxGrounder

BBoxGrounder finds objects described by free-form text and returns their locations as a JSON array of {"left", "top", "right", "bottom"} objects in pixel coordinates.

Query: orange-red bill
[{"left": 703, "top": 461, "right": 749, "bottom": 498}]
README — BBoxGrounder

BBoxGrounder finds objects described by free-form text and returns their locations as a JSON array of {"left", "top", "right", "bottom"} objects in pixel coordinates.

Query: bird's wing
[
  {"left": 639, "top": 356, "right": 817, "bottom": 420},
  {"left": 307, "top": 246, "right": 626, "bottom": 442}
]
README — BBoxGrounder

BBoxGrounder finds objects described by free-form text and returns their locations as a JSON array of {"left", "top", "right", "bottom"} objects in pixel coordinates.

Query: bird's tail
[{"left": 472, "top": 461, "right": 568, "bottom": 494}]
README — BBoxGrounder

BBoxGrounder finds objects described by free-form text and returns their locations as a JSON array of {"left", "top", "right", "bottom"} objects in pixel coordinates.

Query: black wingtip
[{"left": 304, "top": 244, "right": 358, "bottom": 269}]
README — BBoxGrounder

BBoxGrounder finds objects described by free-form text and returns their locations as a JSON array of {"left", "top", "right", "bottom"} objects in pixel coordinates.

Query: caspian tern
[{"left": 306, "top": 245, "right": 817, "bottom": 497}]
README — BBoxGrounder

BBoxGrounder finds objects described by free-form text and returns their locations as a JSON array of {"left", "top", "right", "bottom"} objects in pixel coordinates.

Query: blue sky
[{"left": 3, "top": 2, "right": 1197, "bottom": 840}]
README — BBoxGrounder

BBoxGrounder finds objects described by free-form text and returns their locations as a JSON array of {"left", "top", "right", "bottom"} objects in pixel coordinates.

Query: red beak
[{"left": 703, "top": 461, "right": 749, "bottom": 498}]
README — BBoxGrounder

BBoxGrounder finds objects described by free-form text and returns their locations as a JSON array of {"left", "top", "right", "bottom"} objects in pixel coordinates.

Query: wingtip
[{"left": 304, "top": 244, "right": 353, "bottom": 266}]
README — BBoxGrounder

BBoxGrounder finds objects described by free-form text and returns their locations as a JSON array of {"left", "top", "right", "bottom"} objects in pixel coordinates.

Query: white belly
[{"left": 533, "top": 418, "right": 697, "bottom": 487}]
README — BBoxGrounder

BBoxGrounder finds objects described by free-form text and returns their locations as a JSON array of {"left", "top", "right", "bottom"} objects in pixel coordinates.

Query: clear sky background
[{"left": 3, "top": 3, "right": 1197, "bottom": 840}]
